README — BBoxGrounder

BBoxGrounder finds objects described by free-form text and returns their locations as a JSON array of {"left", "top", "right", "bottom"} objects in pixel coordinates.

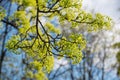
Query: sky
[{"left": 83, "top": 0, "right": 120, "bottom": 22}]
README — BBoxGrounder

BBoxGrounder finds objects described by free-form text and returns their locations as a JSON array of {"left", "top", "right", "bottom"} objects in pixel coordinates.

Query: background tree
[
  {"left": 113, "top": 40, "right": 120, "bottom": 76},
  {"left": 48, "top": 21, "right": 119, "bottom": 80},
  {"left": 0, "top": 0, "right": 112, "bottom": 80}
]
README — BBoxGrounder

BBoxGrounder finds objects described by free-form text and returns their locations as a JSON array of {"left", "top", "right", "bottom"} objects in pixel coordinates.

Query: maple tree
[{"left": 0, "top": 0, "right": 112, "bottom": 79}]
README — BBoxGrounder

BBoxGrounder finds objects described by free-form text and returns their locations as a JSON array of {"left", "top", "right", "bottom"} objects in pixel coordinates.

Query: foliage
[
  {"left": 0, "top": 0, "right": 112, "bottom": 79},
  {"left": 0, "top": 6, "right": 6, "bottom": 26},
  {"left": 113, "top": 42, "right": 120, "bottom": 76}
]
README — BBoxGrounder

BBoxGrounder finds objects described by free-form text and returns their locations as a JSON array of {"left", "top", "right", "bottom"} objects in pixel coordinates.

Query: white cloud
[{"left": 83, "top": 0, "right": 120, "bottom": 22}]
